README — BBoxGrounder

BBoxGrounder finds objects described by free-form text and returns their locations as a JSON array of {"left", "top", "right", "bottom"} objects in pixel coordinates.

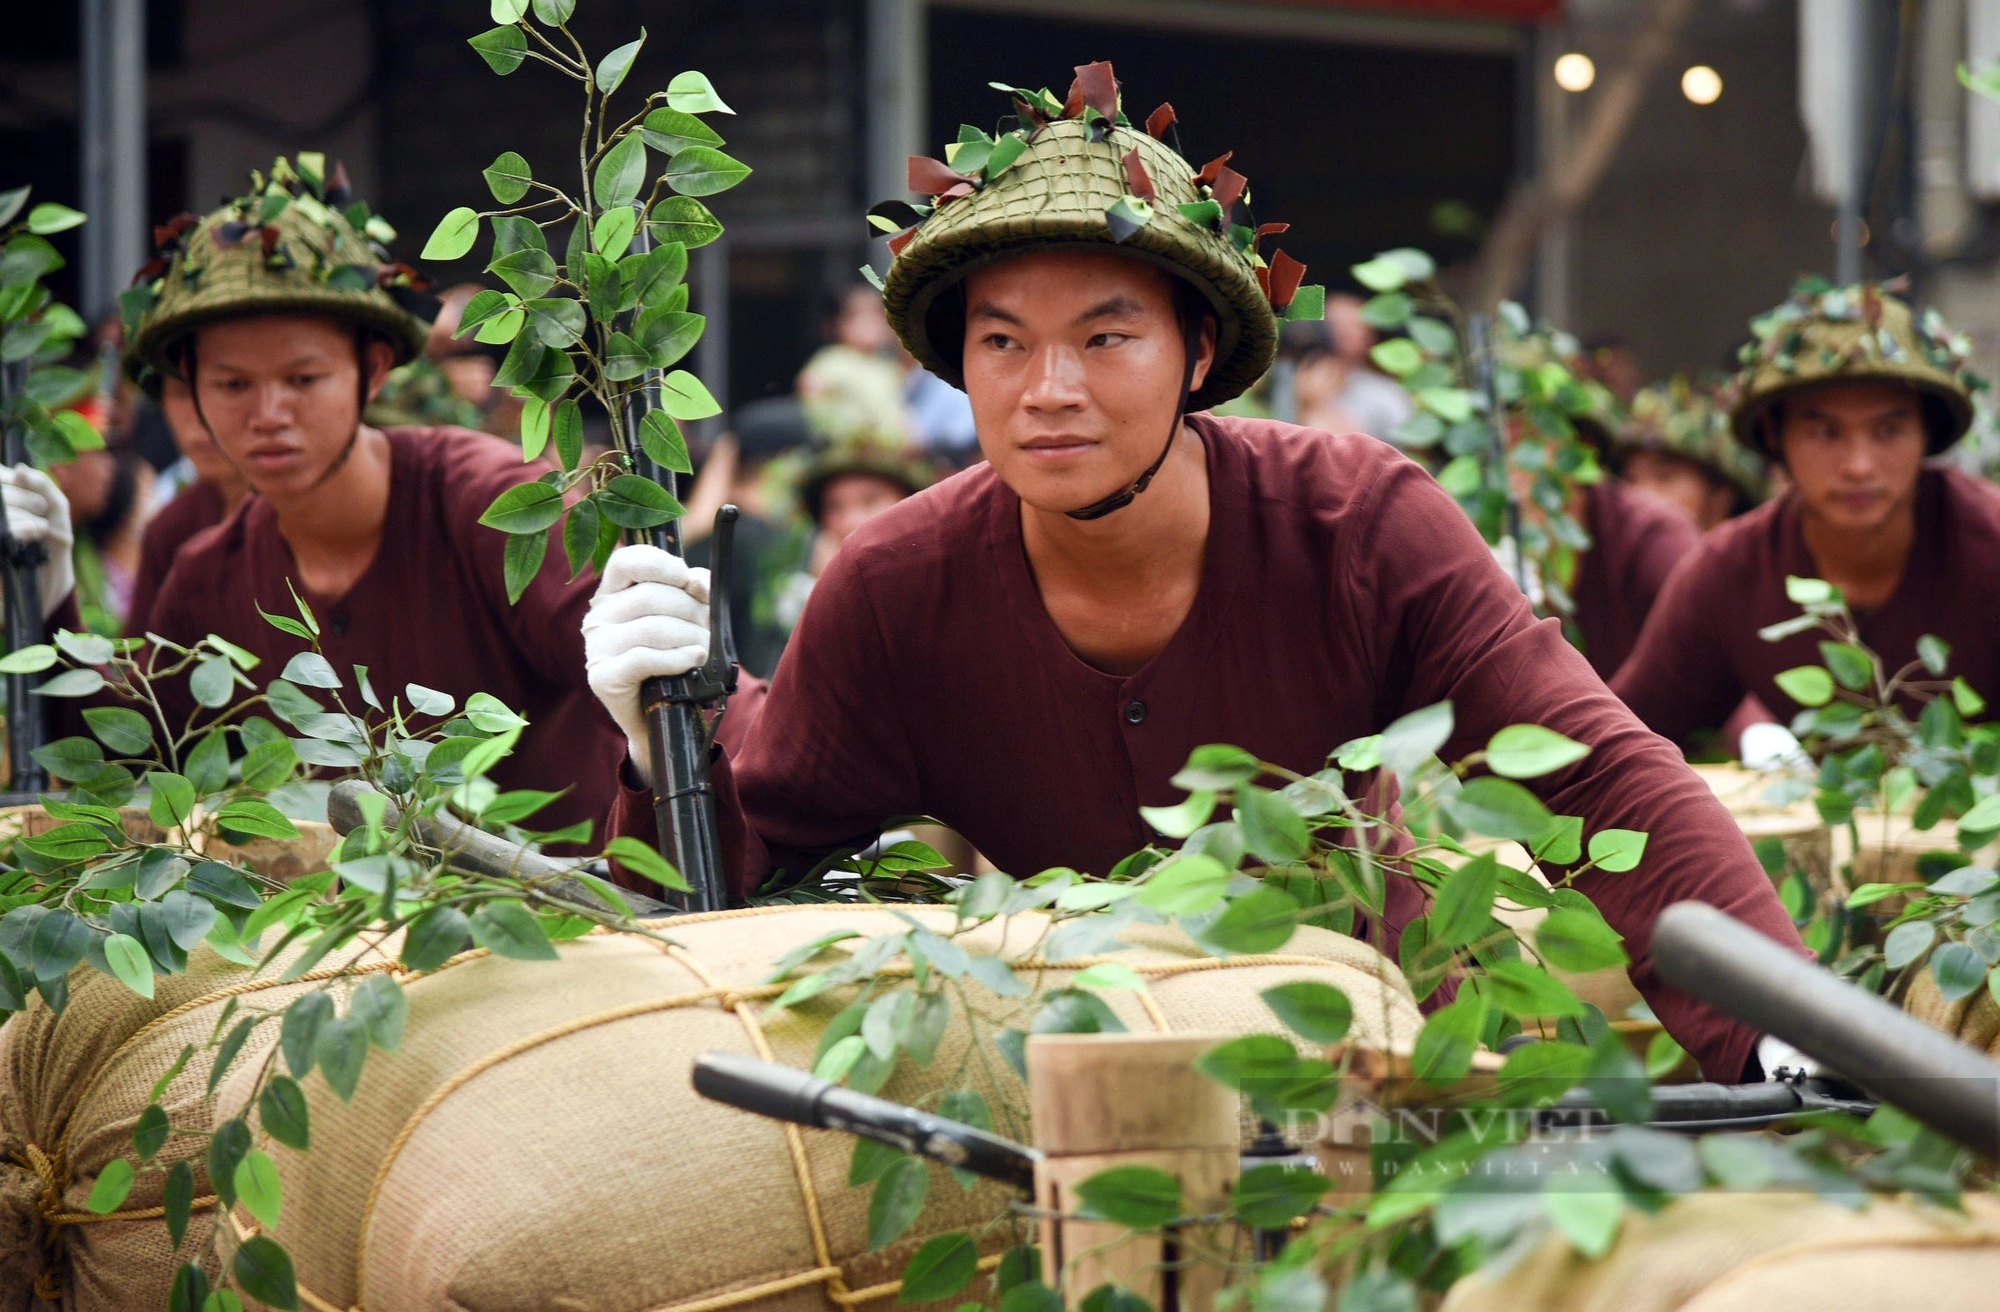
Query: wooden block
[{"left": 1027, "top": 1033, "right": 1238, "bottom": 1154}]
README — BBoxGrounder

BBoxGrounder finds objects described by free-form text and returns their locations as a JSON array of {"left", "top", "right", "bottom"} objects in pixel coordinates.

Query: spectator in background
[
  {"left": 808, "top": 283, "right": 978, "bottom": 465},
  {"left": 768, "top": 432, "right": 937, "bottom": 642},
  {"left": 682, "top": 397, "right": 814, "bottom": 678},
  {"left": 52, "top": 437, "right": 154, "bottom": 636},
  {"left": 1292, "top": 294, "right": 1414, "bottom": 441}
]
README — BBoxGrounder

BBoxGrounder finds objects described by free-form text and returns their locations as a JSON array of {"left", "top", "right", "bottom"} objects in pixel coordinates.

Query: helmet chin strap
[{"left": 1064, "top": 313, "right": 1207, "bottom": 522}]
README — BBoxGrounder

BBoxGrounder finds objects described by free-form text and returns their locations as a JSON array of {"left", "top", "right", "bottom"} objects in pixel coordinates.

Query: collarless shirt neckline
[{"left": 985, "top": 415, "right": 1239, "bottom": 695}]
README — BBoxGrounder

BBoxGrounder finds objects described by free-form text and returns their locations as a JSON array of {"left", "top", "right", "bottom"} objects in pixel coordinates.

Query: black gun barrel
[
  {"left": 692, "top": 1051, "right": 1042, "bottom": 1193},
  {"left": 1652, "top": 900, "right": 2000, "bottom": 1155}
]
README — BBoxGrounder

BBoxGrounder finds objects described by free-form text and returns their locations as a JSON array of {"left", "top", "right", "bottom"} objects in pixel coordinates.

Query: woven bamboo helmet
[
  {"left": 125, "top": 155, "right": 430, "bottom": 383},
  {"left": 1730, "top": 279, "right": 1984, "bottom": 458},
  {"left": 879, "top": 65, "right": 1306, "bottom": 412},
  {"left": 1620, "top": 375, "right": 1767, "bottom": 504}
]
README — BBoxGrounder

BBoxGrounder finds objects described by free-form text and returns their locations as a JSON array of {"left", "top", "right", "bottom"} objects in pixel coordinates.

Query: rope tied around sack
[{"left": 2, "top": 1137, "right": 223, "bottom": 1303}]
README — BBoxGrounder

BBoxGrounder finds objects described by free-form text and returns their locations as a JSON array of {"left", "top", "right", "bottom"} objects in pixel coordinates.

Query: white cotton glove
[
  {"left": 1756, "top": 1034, "right": 1822, "bottom": 1082},
  {"left": 0, "top": 465, "right": 75, "bottom": 621},
  {"left": 1739, "top": 722, "right": 1810, "bottom": 773},
  {"left": 582, "top": 544, "right": 711, "bottom": 785}
]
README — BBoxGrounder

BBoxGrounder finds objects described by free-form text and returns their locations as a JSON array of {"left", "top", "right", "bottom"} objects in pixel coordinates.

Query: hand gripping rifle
[
  {"left": 0, "top": 358, "right": 46, "bottom": 800},
  {"left": 618, "top": 226, "right": 737, "bottom": 913}
]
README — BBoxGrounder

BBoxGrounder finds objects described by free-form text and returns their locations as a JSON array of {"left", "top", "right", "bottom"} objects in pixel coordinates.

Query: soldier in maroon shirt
[
  {"left": 1612, "top": 282, "right": 1997, "bottom": 759},
  {"left": 7, "top": 160, "right": 626, "bottom": 840},
  {"left": 583, "top": 69, "right": 1801, "bottom": 1078},
  {"left": 125, "top": 373, "right": 250, "bottom": 637}
]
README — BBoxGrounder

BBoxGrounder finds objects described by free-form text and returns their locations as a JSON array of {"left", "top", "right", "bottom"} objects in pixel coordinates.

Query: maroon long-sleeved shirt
[
  {"left": 1570, "top": 478, "right": 1701, "bottom": 678},
  {"left": 129, "top": 479, "right": 229, "bottom": 639},
  {"left": 1612, "top": 467, "right": 2000, "bottom": 744},
  {"left": 615, "top": 415, "right": 1801, "bottom": 1079},
  {"left": 147, "top": 426, "right": 624, "bottom": 841}
]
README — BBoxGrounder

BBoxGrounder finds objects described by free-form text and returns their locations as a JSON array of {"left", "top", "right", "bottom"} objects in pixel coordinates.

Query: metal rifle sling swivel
[{"left": 640, "top": 504, "right": 740, "bottom": 913}]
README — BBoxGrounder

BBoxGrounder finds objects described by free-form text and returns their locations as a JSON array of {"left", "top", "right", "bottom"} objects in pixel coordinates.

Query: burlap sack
[
  {"left": 211, "top": 904, "right": 1422, "bottom": 1312},
  {"left": 1440, "top": 1189, "right": 2000, "bottom": 1312},
  {"left": 0, "top": 934, "right": 392, "bottom": 1309},
  {"left": 1904, "top": 967, "right": 2000, "bottom": 1057}
]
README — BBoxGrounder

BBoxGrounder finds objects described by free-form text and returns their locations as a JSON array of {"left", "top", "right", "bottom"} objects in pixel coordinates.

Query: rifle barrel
[{"left": 1652, "top": 900, "right": 2000, "bottom": 1155}]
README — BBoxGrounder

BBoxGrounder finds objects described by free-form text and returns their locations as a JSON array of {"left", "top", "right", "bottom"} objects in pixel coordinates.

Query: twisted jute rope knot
[{"left": 3, "top": 1135, "right": 222, "bottom": 1303}]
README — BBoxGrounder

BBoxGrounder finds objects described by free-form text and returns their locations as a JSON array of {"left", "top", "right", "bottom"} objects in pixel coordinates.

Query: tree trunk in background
[{"left": 1470, "top": 0, "right": 1700, "bottom": 311}]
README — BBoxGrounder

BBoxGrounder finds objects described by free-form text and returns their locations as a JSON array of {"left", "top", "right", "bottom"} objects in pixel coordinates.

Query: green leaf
[
  {"left": 36, "top": 667, "right": 106, "bottom": 698},
  {"left": 1379, "top": 702, "right": 1454, "bottom": 776},
  {"left": 164, "top": 1160, "right": 195, "bottom": 1248},
  {"left": 1284, "top": 285, "right": 1328, "bottom": 322},
  {"left": 1171, "top": 744, "right": 1261, "bottom": 791},
  {"left": 422, "top": 207, "right": 480, "bottom": 260},
  {"left": 607, "top": 836, "right": 692, "bottom": 890},
  {"left": 1931, "top": 941, "right": 1984, "bottom": 1001},
  {"left": 1136, "top": 854, "right": 1229, "bottom": 915},
  {"left": 468, "top": 22, "right": 528, "bottom": 73},
  {"left": 146, "top": 771, "right": 196, "bottom": 830},
  {"left": 1232, "top": 1162, "right": 1331, "bottom": 1228},
  {"left": 214, "top": 800, "right": 298, "bottom": 840},
  {"left": 470, "top": 900, "right": 561, "bottom": 960},
  {"left": 595, "top": 28, "right": 646, "bottom": 96},
  {"left": 503, "top": 527, "right": 548, "bottom": 605},
  {"left": 231, "top": 1235, "right": 297, "bottom": 1310},
  {"left": 869, "top": 1155, "right": 929, "bottom": 1249},
  {"left": 1071, "top": 962, "right": 1147, "bottom": 991},
  {"left": 1544, "top": 1187, "right": 1622, "bottom": 1258},
  {"left": 315, "top": 1012, "right": 369, "bottom": 1102},
  {"left": 665, "top": 146, "right": 752, "bottom": 197},
  {"left": 281, "top": 991, "right": 332, "bottom": 1078},
  {"left": 1351, "top": 248, "right": 1434, "bottom": 292},
  {"left": 1919, "top": 634, "right": 1952, "bottom": 676},
  {"left": 1261, "top": 979, "right": 1352, "bottom": 1045},
  {"left": 207, "top": 1117, "right": 251, "bottom": 1207},
  {"left": 26, "top": 203, "right": 86, "bottom": 236},
  {"left": 483, "top": 150, "right": 534, "bottom": 204},
  {"left": 1447, "top": 777, "right": 1555, "bottom": 841},
  {"left": 1074, "top": 1165, "right": 1181, "bottom": 1227},
  {"left": 1481, "top": 959, "right": 1585, "bottom": 1019},
  {"left": 234, "top": 1150, "right": 283, "bottom": 1229},
  {"left": 531, "top": 0, "right": 573, "bottom": 20},
  {"left": 29, "top": 908, "right": 94, "bottom": 979},
  {"left": 86, "top": 1157, "right": 135, "bottom": 1213},
  {"left": 649, "top": 197, "right": 724, "bottom": 249},
  {"left": 600, "top": 474, "right": 686, "bottom": 528},
  {"left": 1774, "top": 665, "right": 1836, "bottom": 708},
  {"left": 351, "top": 973, "right": 408, "bottom": 1051},
  {"left": 899, "top": 1232, "right": 977, "bottom": 1304},
  {"left": 1429, "top": 852, "right": 1499, "bottom": 948},
  {"left": 635, "top": 412, "right": 692, "bottom": 475},
  {"left": 260, "top": 1075, "right": 311, "bottom": 1151},
  {"left": 1954, "top": 677, "right": 1988, "bottom": 719},
  {"left": 1236, "top": 784, "right": 1309, "bottom": 862},
  {"left": 0, "top": 186, "right": 26, "bottom": 228},
  {"left": 491, "top": 0, "right": 529, "bottom": 20},
  {"left": 1785, "top": 575, "right": 1838, "bottom": 606},
  {"left": 1884, "top": 919, "right": 1937, "bottom": 971},
  {"left": 1485, "top": 725, "right": 1590, "bottom": 779},
  {"left": 643, "top": 107, "right": 725, "bottom": 155},
  {"left": 595, "top": 133, "right": 649, "bottom": 211},
  {"left": 84, "top": 705, "right": 154, "bottom": 756},
  {"left": 658, "top": 368, "right": 722, "bottom": 420},
  {"left": 667, "top": 70, "right": 735, "bottom": 114},
  {"left": 0, "top": 643, "right": 56, "bottom": 674},
  {"left": 132, "top": 1102, "right": 172, "bottom": 1161},
  {"left": 1411, "top": 993, "right": 1485, "bottom": 1084},
  {"left": 1537, "top": 906, "right": 1628, "bottom": 972},
  {"left": 105, "top": 932, "right": 154, "bottom": 999},
  {"left": 1139, "top": 789, "right": 1217, "bottom": 839},
  {"left": 1587, "top": 828, "right": 1648, "bottom": 873},
  {"left": 1198, "top": 885, "right": 1300, "bottom": 955},
  {"left": 480, "top": 481, "right": 566, "bottom": 534},
  {"left": 1819, "top": 641, "right": 1875, "bottom": 692},
  {"left": 401, "top": 905, "right": 471, "bottom": 973}
]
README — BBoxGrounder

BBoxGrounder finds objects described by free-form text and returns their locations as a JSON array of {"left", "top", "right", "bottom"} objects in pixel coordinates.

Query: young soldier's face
[
  {"left": 1776, "top": 381, "right": 1927, "bottom": 535},
  {"left": 1621, "top": 449, "right": 1733, "bottom": 530},
  {"left": 190, "top": 315, "right": 394, "bottom": 498},
  {"left": 960, "top": 248, "right": 1213, "bottom": 515},
  {"left": 158, "top": 375, "right": 238, "bottom": 489}
]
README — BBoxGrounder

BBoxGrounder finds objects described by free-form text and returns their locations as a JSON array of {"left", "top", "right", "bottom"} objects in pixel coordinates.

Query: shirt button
[
  {"left": 329, "top": 612, "right": 351, "bottom": 637},
  {"left": 1123, "top": 699, "right": 1147, "bottom": 725}
]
